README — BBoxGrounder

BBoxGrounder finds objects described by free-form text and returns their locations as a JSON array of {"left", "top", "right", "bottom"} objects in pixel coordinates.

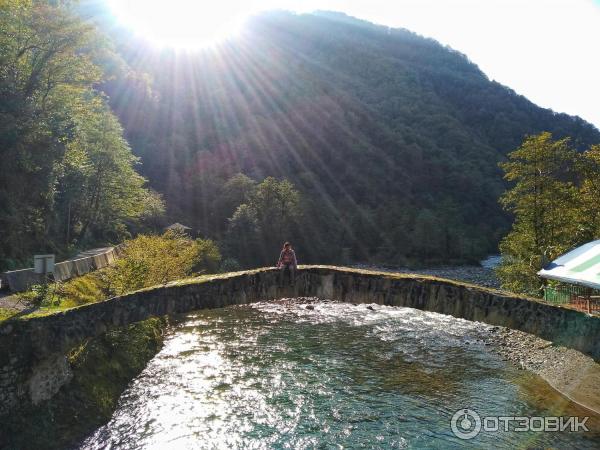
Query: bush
[
  {"left": 104, "top": 231, "right": 221, "bottom": 295},
  {"left": 194, "top": 238, "right": 222, "bottom": 274},
  {"left": 18, "top": 283, "right": 61, "bottom": 308}
]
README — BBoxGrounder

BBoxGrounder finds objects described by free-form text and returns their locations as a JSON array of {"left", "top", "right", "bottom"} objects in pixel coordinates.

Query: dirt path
[{"left": 0, "top": 291, "right": 31, "bottom": 312}]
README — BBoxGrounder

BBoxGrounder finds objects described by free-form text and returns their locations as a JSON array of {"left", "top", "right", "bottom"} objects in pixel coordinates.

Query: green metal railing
[
  {"left": 543, "top": 284, "right": 600, "bottom": 314},
  {"left": 543, "top": 284, "right": 586, "bottom": 304}
]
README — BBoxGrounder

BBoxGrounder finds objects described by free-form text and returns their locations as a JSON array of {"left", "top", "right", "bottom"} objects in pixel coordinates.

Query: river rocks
[
  {"left": 273, "top": 297, "right": 321, "bottom": 306},
  {"left": 486, "top": 326, "right": 600, "bottom": 413},
  {"left": 354, "top": 264, "right": 501, "bottom": 289},
  {"left": 488, "top": 328, "right": 553, "bottom": 371}
]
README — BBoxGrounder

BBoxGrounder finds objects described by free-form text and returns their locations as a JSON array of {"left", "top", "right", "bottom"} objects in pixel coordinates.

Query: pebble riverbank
[
  {"left": 353, "top": 263, "right": 501, "bottom": 289},
  {"left": 487, "top": 326, "right": 600, "bottom": 414}
]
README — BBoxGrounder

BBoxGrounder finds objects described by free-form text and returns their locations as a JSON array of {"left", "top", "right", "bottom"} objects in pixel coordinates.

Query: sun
[{"left": 106, "top": 0, "right": 256, "bottom": 49}]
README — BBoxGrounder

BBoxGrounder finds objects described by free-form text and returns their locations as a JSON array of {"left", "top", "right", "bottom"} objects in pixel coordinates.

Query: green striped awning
[{"left": 538, "top": 240, "right": 600, "bottom": 290}]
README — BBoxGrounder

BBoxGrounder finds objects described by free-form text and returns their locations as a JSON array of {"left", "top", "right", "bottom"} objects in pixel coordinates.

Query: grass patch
[
  {"left": 0, "top": 307, "right": 18, "bottom": 322},
  {"left": 0, "top": 272, "right": 109, "bottom": 324},
  {"left": 59, "top": 272, "right": 107, "bottom": 308}
]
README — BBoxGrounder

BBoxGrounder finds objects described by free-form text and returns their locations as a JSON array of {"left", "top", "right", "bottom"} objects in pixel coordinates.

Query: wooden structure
[{"left": 164, "top": 222, "right": 193, "bottom": 236}]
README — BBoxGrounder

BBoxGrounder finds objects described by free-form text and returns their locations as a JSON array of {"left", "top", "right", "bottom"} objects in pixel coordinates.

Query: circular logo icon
[{"left": 451, "top": 408, "right": 482, "bottom": 440}]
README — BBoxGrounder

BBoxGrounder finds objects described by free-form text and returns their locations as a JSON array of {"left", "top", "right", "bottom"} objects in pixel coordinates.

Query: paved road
[{"left": 73, "top": 247, "right": 114, "bottom": 259}]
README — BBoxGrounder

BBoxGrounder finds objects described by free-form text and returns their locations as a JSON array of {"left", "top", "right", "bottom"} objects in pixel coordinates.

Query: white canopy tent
[{"left": 538, "top": 240, "right": 600, "bottom": 290}]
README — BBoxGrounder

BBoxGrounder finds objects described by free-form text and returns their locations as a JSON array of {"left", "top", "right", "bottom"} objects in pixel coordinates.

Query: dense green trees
[
  {"left": 497, "top": 133, "right": 600, "bottom": 295},
  {"left": 0, "top": 1, "right": 162, "bottom": 269},
  {"left": 60, "top": 99, "right": 163, "bottom": 245},
  {"left": 212, "top": 173, "right": 256, "bottom": 237},
  {"left": 577, "top": 145, "right": 600, "bottom": 241},
  {"left": 225, "top": 177, "right": 302, "bottom": 267}
]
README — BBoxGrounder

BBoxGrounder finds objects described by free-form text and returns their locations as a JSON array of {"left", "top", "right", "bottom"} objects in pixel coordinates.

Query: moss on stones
[
  {"left": 0, "top": 317, "right": 167, "bottom": 450},
  {"left": 0, "top": 307, "right": 17, "bottom": 322}
]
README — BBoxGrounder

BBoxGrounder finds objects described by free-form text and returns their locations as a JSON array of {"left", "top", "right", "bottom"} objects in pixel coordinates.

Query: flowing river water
[{"left": 80, "top": 301, "right": 599, "bottom": 449}]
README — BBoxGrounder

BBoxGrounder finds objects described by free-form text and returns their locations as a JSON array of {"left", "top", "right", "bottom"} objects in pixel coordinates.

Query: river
[{"left": 79, "top": 301, "right": 598, "bottom": 449}]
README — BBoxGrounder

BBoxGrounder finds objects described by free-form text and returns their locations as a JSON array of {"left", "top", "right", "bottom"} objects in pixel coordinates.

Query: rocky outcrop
[{"left": 1, "top": 266, "right": 599, "bottom": 418}]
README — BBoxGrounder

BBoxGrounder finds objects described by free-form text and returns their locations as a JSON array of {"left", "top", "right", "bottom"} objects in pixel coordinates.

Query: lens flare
[{"left": 107, "top": 0, "right": 254, "bottom": 48}]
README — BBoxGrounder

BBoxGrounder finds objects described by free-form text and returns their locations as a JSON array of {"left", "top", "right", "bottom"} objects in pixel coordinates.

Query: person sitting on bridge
[{"left": 277, "top": 242, "right": 298, "bottom": 287}]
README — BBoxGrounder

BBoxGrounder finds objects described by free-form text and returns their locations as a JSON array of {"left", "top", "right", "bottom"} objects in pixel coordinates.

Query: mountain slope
[{"left": 100, "top": 11, "right": 600, "bottom": 264}]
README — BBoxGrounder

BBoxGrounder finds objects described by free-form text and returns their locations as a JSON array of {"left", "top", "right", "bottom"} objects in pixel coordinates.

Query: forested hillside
[
  {"left": 101, "top": 10, "right": 599, "bottom": 265},
  {"left": 2, "top": 3, "right": 599, "bottom": 270}
]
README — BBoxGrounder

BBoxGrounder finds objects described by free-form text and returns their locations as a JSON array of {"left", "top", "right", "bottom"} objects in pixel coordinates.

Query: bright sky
[{"left": 107, "top": 0, "right": 600, "bottom": 129}]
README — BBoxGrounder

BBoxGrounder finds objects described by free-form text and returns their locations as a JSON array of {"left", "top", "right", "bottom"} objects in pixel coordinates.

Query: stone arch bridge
[{"left": 1, "top": 266, "right": 600, "bottom": 416}]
